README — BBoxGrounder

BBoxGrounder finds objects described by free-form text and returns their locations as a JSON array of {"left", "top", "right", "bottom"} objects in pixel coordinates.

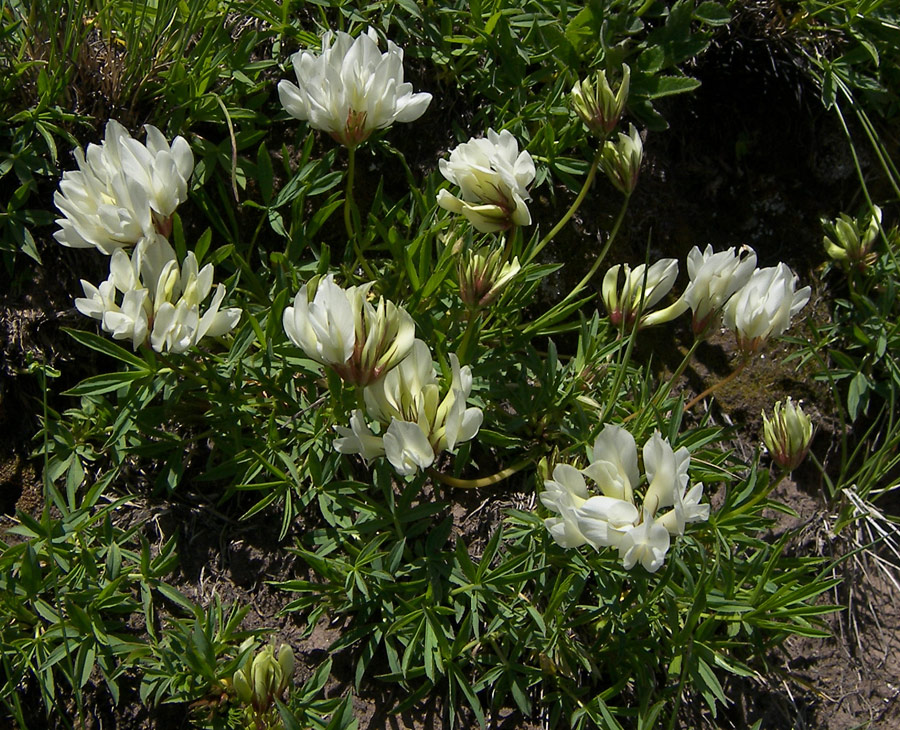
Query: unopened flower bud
[
  {"left": 232, "top": 643, "right": 294, "bottom": 714},
  {"left": 762, "top": 398, "right": 813, "bottom": 471},
  {"left": 600, "top": 124, "right": 643, "bottom": 196},
  {"left": 458, "top": 246, "right": 521, "bottom": 308},
  {"left": 822, "top": 206, "right": 881, "bottom": 269},
  {"left": 571, "top": 65, "right": 631, "bottom": 138}
]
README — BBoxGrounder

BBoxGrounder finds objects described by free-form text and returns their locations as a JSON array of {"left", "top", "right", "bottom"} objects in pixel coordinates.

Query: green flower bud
[
  {"left": 232, "top": 643, "right": 295, "bottom": 714},
  {"left": 458, "top": 246, "right": 521, "bottom": 309},
  {"left": 232, "top": 667, "right": 254, "bottom": 706},
  {"left": 571, "top": 65, "right": 631, "bottom": 138},
  {"left": 277, "top": 644, "right": 295, "bottom": 695},
  {"left": 600, "top": 124, "right": 643, "bottom": 196},
  {"left": 822, "top": 206, "right": 881, "bottom": 269},
  {"left": 762, "top": 398, "right": 813, "bottom": 472}
]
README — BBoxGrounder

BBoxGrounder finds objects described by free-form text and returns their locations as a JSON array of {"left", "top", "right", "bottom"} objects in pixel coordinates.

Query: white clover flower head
[
  {"left": 761, "top": 397, "right": 814, "bottom": 472},
  {"left": 278, "top": 27, "right": 432, "bottom": 147},
  {"left": 333, "top": 340, "right": 482, "bottom": 476},
  {"left": 617, "top": 511, "right": 671, "bottom": 573},
  {"left": 283, "top": 275, "right": 415, "bottom": 385},
  {"left": 54, "top": 120, "right": 193, "bottom": 254},
  {"left": 601, "top": 258, "right": 683, "bottom": 328},
  {"left": 540, "top": 425, "right": 709, "bottom": 572},
  {"left": 437, "top": 129, "right": 536, "bottom": 233},
  {"left": 74, "top": 234, "right": 239, "bottom": 353},
  {"left": 723, "top": 263, "right": 811, "bottom": 355},
  {"left": 682, "top": 244, "right": 758, "bottom": 335}
]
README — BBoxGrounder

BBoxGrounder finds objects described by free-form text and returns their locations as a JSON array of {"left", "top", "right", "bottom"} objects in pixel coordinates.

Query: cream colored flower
[
  {"left": 278, "top": 27, "right": 432, "bottom": 147},
  {"left": 582, "top": 424, "right": 640, "bottom": 503},
  {"left": 681, "top": 245, "right": 757, "bottom": 334},
  {"left": 283, "top": 275, "right": 415, "bottom": 385},
  {"left": 54, "top": 120, "right": 193, "bottom": 253},
  {"left": 334, "top": 339, "right": 482, "bottom": 475},
  {"left": 601, "top": 258, "right": 682, "bottom": 328},
  {"left": 641, "top": 430, "right": 691, "bottom": 517},
  {"left": 437, "top": 129, "right": 536, "bottom": 233},
  {"left": 617, "top": 511, "right": 671, "bottom": 573},
  {"left": 540, "top": 425, "right": 709, "bottom": 572},
  {"left": 539, "top": 464, "right": 592, "bottom": 549},
  {"left": 723, "top": 263, "right": 811, "bottom": 354},
  {"left": 74, "top": 235, "right": 240, "bottom": 353}
]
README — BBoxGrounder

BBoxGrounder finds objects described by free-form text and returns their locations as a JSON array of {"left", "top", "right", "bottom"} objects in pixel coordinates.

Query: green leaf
[
  {"left": 63, "top": 370, "right": 150, "bottom": 397},
  {"left": 693, "top": 2, "right": 732, "bottom": 26},
  {"left": 639, "top": 74, "right": 702, "bottom": 99},
  {"left": 257, "top": 142, "right": 274, "bottom": 204},
  {"left": 847, "top": 371, "right": 869, "bottom": 420},
  {"left": 308, "top": 171, "right": 343, "bottom": 196},
  {"left": 63, "top": 328, "right": 149, "bottom": 370},
  {"left": 638, "top": 46, "right": 665, "bottom": 74}
]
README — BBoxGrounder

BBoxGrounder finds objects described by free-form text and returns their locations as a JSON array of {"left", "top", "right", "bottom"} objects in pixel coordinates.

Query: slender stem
[
  {"left": 343, "top": 147, "right": 377, "bottom": 280},
  {"left": 428, "top": 458, "right": 531, "bottom": 489},
  {"left": 524, "top": 194, "right": 629, "bottom": 335},
  {"left": 624, "top": 337, "right": 703, "bottom": 425},
  {"left": 730, "top": 470, "right": 787, "bottom": 518},
  {"left": 344, "top": 145, "right": 356, "bottom": 241},
  {"left": 572, "top": 195, "right": 629, "bottom": 293},
  {"left": 684, "top": 358, "right": 748, "bottom": 412},
  {"left": 214, "top": 95, "right": 239, "bottom": 202},
  {"left": 658, "top": 338, "right": 702, "bottom": 405},
  {"left": 600, "top": 321, "right": 639, "bottom": 424},
  {"left": 525, "top": 149, "right": 602, "bottom": 265},
  {"left": 457, "top": 311, "right": 481, "bottom": 365}
]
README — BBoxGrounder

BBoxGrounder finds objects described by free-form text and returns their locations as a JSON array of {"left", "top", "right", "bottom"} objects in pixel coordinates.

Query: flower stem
[
  {"left": 526, "top": 150, "right": 602, "bottom": 265},
  {"left": 524, "top": 194, "right": 629, "bottom": 335},
  {"left": 626, "top": 338, "right": 703, "bottom": 424},
  {"left": 457, "top": 311, "right": 481, "bottom": 365},
  {"left": 343, "top": 147, "right": 377, "bottom": 280},
  {"left": 730, "top": 470, "right": 787, "bottom": 518},
  {"left": 344, "top": 145, "right": 356, "bottom": 241},
  {"left": 683, "top": 358, "right": 748, "bottom": 412},
  {"left": 600, "top": 321, "right": 640, "bottom": 424},
  {"left": 428, "top": 458, "right": 531, "bottom": 489}
]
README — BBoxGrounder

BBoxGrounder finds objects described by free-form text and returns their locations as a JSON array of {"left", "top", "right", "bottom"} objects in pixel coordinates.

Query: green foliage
[
  {"left": 0, "top": 489, "right": 177, "bottom": 721},
  {"left": 273, "top": 450, "right": 837, "bottom": 727},
  {"left": 4, "top": 0, "right": 891, "bottom": 726}
]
